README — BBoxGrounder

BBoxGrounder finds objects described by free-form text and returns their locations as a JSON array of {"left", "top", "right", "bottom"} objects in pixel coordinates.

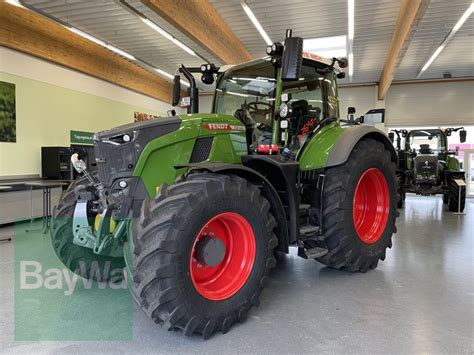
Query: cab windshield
[
  {"left": 214, "top": 59, "right": 276, "bottom": 127},
  {"left": 407, "top": 130, "right": 446, "bottom": 153},
  {"left": 213, "top": 59, "right": 338, "bottom": 146}
]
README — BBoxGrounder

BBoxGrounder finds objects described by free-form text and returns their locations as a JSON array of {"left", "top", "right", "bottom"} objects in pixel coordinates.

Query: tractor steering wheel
[
  {"left": 245, "top": 101, "right": 273, "bottom": 116},
  {"left": 244, "top": 101, "right": 273, "bottom": 131}
]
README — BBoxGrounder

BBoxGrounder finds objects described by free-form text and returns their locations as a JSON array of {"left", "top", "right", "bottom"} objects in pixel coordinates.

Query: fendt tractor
[
  {"left": 389, "top": 128, "right": 467, "bottom": 211},
  {"left": 52, "top": 31, "right": 398, "bottom": 338}
]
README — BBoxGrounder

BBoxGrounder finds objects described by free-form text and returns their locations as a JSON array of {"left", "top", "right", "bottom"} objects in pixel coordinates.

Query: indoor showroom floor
[{"left": 0, "top": 195, "right": 472, "bottom": 354}]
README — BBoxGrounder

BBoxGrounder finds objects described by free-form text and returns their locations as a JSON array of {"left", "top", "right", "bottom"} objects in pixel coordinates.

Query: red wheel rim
[
  {"left": 190, "top": 212, "right": 256, "bottom": 301},
  {"left": 353, "top": 168, "right": 390, "bottom": 244}
]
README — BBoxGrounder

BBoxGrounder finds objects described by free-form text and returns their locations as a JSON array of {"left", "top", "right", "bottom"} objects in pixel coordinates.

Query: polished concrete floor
[{"left": 0, "top": 195, "right": 473, "bottom": 354}]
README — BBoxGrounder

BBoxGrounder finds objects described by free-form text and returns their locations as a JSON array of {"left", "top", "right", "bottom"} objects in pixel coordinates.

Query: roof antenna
[{"left": 286, "top": 29, "right": 292, "bottom": 38}]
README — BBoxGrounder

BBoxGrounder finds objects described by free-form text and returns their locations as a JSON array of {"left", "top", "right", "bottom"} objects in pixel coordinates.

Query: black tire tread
[
  {"left": 131, "top": 173, "right": 278, "bottom": 339},
  {"left": 316, "top": 138, "right": 398, "bottom": 272}
]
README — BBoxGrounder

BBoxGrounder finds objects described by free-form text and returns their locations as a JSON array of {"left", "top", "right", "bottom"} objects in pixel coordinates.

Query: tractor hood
[
  {"left": 94, "top": 116, "right": 181, "bottom": 142},
  {"left": 94, "top": 116, "right": 181, "bottom": 187}
]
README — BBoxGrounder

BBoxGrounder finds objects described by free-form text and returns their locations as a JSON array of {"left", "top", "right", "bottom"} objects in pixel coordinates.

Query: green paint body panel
[
  {"left": 132, "top": 112, "right": 347, "bottom": 196},
  {"left": 133, "top": 114, "right": 247, "bottom": 196},
  {"left": 446, "top": 156, "right": 459, "bottom": 170},
  {"left": 297, "top": 121, "right": 345, "bottom": 170}
]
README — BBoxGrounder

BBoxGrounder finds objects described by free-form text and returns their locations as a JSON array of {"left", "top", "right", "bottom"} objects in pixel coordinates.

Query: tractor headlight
[
  {"left": 279, "top": 103, "right": 289, "bottom": 118},
  {"left": 103, "top": 131, "right": 136, "bottom": 145}
]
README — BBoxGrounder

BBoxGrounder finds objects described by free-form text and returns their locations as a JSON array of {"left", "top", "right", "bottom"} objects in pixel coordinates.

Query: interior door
[{"left": 462, "top": 149, "right": 474, "bottom": 197}]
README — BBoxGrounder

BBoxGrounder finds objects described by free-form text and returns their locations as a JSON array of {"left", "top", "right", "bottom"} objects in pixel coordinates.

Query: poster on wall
[
  {"left": 0, "top": 81, "right": 16, "bottom": 143},
  {"left": 134, "top": 111, "right": 159, "bottom": 122}
]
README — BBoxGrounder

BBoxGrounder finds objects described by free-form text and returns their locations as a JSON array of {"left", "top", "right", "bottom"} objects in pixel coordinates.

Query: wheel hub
[
  {"left": 353, "top": 168, "right": 390, "bottom": 244},
  {"left": 194, "top": 235, "right": 226, "bottom": 267},
  {"left": 190, "top": 212, "right": 256, "bottom": 301}
]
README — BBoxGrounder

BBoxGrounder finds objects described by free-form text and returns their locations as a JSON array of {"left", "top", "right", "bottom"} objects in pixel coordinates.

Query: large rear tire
[
  {"left": 447, "top": 176, "right": 466, "bottom": 212},
  {"left": 51, "top": 176, "right": 125, "bottom": 281},
  {"left": 130, "top": 173, "right": 278, "bottom": 339},
  {"left": 316, "top": 138, "right": 398, "bottom": 272}
]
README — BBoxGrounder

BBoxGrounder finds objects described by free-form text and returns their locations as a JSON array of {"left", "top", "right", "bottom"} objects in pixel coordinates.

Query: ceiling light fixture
[
  {"left": 69, "top": 27, "right": 106, "bottom": 47},
  {"left": 141, "top": 18, "right": 197, "bottom": 57},
  {"left": 7, "top": 1, "right": 188, "bottom": 92},
  {"left": 107, "top": 45, "right": 136, "bottom": 61},
  {"left": 5, "top": 0, "right": 25, "bottom": 8},
  {"left": 347, "top": 0, "right": 355, "bottom": 81},
  {"left": 417, "top": 3, "right": 474, "bottom": 78},
  {"left": 155, "top": 68, "right": 174, "bottom": 80},
  {"left": 68, "top": 27, "right": 135, "bottom": 60},
  {"left": 304, "top": 35, "right": 347, "bottom": 58},
  {"left": 240, "top": 0, "right": 272, "bottom": 46},
  {"left": 348, "top": 53, "right": 354, "bottom": 77},
  {"left": 116, "top": 0, "right": 203, "bottom": 59},
  {"left": 155, "top": 69, "right": 190, "bottom": 87},
  {"left": 70, "top": 26, "right": 191, "bottom": 87}
]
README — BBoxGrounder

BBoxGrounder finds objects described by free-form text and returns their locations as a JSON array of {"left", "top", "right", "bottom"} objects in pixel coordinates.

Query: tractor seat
[
  {"left": 234, "top": 108, "right": 257, "bottom": 148},
  {"left": 419, "top": 144, "right": 433, "bottom": 154}
]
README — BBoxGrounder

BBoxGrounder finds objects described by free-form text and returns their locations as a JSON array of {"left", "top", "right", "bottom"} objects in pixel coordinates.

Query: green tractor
[
  {"left": 52, "top": 31, "right": 398, "bottom": 338},
  {"left": 389, "top": 127, "right": 467, "bottom": 211}
]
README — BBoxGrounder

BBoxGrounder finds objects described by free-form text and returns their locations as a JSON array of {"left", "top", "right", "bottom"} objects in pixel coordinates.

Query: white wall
[
  {"left": 339, "top": 81, "right": 474, "bottom": 126},
  {"left": 0, "top": 47, "right": 175, "bottom": 177},
  {"left": 338, "top": 86, "right": 378, "bottom": 120},
  {"left": 385, "top": 81, "right": 474, "bottom": 125},
  {"left": 0, "top": 47, "right": 172, "bottom": 113},
  {"left": 199, "top": 94, "right": 214, "bottom": 113}
]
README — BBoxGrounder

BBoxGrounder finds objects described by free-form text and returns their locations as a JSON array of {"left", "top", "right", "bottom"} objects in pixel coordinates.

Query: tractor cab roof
[
  {"left": 407, "top": 129, "right": 445, "bottom": 137},
  {"left": 219, "top": 51, "right": 344, "bottom": 75}
]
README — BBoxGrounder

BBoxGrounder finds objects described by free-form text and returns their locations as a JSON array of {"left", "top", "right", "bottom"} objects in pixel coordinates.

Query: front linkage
[{"left": 70, "top": 153, "right": 126, "bottom": 258}]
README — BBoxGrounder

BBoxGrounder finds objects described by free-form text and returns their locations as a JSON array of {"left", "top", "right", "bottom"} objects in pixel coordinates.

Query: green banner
[
  {"left": 70, "top": 130, "right": 94, "bottom": 146},
  {"left": 14, "top": 221, "right": 133, "bottom": 341}
]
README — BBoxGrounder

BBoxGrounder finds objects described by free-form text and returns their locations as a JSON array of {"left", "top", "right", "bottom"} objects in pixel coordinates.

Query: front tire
[
  {"left": 396, "top": 174, "right": 405, "bottom": 208},
  {"left": 316, "top": 138, "right": 398, "bottom": 272},
  {"left": 130, "top": 173, "right": 278, "bottom": 338}
]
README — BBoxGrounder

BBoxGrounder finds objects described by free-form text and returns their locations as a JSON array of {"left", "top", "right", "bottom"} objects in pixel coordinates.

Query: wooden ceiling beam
[
  {"left": 378, "top": 0, "right": 430, "bottom": 100},
  {"left": 0, "top": 3, "right": 175, "bottom": 103},
  {"left": 141, "top": 0, "right": 253, "bottom": 64}
]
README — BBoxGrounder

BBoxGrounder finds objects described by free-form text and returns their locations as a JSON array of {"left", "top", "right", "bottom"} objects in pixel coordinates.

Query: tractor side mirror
[
  {"left": 362, "top": 109, "right": 385, "bottom": 124},
  {"left": 460, "top": 129, "right": 467, "bottom": 143},
  {"left": 388, "top": 132, "right": 395, "bottom": 143},
  {"left": 172, "top": 75, "right": 181, "bottom": 106},
  {"left": 281, "top": 36, "right": 303, "bottom": 81}
]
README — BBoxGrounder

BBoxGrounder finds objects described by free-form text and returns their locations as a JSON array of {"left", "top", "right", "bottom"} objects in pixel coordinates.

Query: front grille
[
  {"left": 94, "top": 140, "right": 139, "bottom": 187},
  {"left": 415, "top": 155, "right": 438, "bottom": 181},
  {"left": 189, "top": 137, "right": 213, "bottom": 163},
  {"left": 93, "top": 117, "right": 181, "bottom": 187}
]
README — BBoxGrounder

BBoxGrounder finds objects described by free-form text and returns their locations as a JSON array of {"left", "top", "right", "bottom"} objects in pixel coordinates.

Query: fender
[
  {"left": 443, "top": 170, "right": 465, "bottom": 184},
  {"left": 326, "top": 125, "right": 397, "bottom": 168},
  {"left": 177, "top": 162, "right": 290, "bottom": 253}
]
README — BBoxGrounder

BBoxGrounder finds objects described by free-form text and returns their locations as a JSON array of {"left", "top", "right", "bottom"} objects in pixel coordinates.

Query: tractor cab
[
  {"left": 405, "top": 129, "right": 446, "bottom": 184},
  {"left": 172, "top": 30, "right": 347, "bottom": 157},
  {"left": 390, "top": 127, "right": 467, "bottom": 207},
  {"left": 213, "top": 55, "right": 340, "bottom": 153}
]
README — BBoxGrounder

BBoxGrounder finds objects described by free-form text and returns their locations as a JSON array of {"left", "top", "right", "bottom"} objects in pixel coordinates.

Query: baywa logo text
[{"left": 19, "top": 261, "right": 126, "bottom": 296}]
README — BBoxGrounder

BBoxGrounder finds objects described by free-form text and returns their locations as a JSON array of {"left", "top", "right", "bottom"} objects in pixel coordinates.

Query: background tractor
[
  {"left": 52, "top": 30, "right": 398, "bottom": 338},
  {"left": 389, "top": 127, "right": 467, "bottom": 211}
]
